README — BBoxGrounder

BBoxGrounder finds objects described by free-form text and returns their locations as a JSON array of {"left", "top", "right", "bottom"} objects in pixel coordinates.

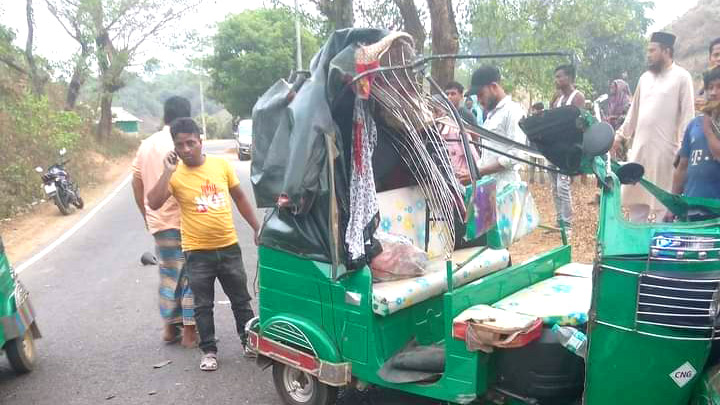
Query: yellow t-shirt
[{"left": 169, "top": 156, "right": 241, "bottom": 251}]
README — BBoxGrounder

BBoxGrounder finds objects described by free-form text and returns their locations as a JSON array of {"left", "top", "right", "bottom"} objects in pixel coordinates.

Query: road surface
[{"left": 0, "top": 140, "right": 436, "bottom": 405}]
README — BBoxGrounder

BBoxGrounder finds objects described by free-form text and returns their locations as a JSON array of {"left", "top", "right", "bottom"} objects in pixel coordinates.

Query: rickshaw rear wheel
[
  {"left": 5, "top": 328, "right": 36, "bottom": 374},
  {"left": 272, "top": 362, "right": 338, "bottom": 405}
]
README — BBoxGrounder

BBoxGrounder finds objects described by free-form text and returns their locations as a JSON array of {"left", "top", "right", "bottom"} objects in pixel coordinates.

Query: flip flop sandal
[{"left": 200, "top": 353, "right": 218, "bottom": 371}]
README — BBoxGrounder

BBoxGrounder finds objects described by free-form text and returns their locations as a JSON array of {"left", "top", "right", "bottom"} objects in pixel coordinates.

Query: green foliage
[
  {"left": 465, "top": 0, "right": 652, "bottom": 102},
  {"left": 201, "top": 112, "right": 234, "bottom": 140},
  {"left": 206, "top": 8, "right": 321, "bottom": 118},
  {"left": 0, "top": 94, "right": 88, "bottom": 217}
]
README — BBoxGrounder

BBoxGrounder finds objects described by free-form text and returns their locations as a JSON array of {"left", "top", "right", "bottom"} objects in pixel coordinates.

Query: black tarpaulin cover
[{"left": 251, "top": 28, "right": 390, "bottom": 264}]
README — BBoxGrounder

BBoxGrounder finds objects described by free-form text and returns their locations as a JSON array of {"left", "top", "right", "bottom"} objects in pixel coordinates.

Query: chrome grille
[{"left": 636, "top": 272, "right": 720, "bottom": 335}]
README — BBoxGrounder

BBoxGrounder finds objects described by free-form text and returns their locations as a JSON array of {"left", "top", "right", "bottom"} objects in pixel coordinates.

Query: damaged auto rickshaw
[
  {"left": 0, "top": 234, "right": 41, "bottom": 374},
  {"left": 246, "top": 28, "right": 720, "bottom": 405}
]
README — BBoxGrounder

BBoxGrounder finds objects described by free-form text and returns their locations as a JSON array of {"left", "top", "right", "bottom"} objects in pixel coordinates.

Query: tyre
[
  {"left": 73, "top": 196, "right": 84, "bottom": 209},
  {"left": 272, "top": 362, "right": 338, "bottom": 405},
  {"left": 54, "top": 193, "right": 72, "bottom": 215},
  {"left": 5, "top": 329, "right": 36, "bottom": 374}
]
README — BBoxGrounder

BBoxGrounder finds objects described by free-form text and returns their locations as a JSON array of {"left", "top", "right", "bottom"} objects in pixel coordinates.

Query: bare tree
[
  {"left": 426, "top": 0, "right": 458, "bottom": 88},
  {"left": 78, "top": 0, "right": 201, "bottom": 141},
  {"left": 25, "top": 0, "right": 47, "bottom": 95},
  {"left": 46, "top": 0, "right": 94, "bottom": 110},
  {"left": 311, "top": 0, "right": 354, "bottom": 30},
  {"left": 392, "top": 0, "right": 425, "bottom": 54}
]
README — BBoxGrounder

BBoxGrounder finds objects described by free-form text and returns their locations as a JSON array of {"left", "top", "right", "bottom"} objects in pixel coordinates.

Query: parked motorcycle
[{"left": 35, "top": 148, "right": 84, "bottom": 215}]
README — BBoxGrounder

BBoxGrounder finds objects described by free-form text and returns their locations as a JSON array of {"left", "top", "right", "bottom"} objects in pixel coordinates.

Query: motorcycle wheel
[
  {"left": 5, "top": 328, "right": 36, "bottom": 374},
  {"left": 272, "top": 362, "right": 338, "bottom": 405},
  {"left": 54, "top": 192, "right": 72, "bottom": 215},
  {"left": 74, "top": 196, "right": 84, "bottom": 209}
]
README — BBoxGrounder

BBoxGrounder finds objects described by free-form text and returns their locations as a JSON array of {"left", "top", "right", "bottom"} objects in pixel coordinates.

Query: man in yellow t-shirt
[{"left": 148, "top": 118, "right": 260, "bottom": 372}]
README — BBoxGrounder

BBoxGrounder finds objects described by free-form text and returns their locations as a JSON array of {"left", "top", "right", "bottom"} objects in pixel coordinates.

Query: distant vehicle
[
  {"left": 235, "top": 119, "right": 253, "bottom": 161},
  {"left": 0, "top": 234, "right": 41, "bottom": 374},
  {"left": 35, "top": 148, "right": 84, "bottom": 215}
]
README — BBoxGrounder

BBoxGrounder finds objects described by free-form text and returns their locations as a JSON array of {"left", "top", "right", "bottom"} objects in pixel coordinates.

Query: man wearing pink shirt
[{"left": 132, "top": 96, "right": 196, "bottom": 347}]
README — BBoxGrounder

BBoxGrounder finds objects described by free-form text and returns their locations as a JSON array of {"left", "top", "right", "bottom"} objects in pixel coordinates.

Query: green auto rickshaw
[
  {"left": 0, "top": 234, "right": 41, "bottom": 374},
  {"left": 246, "top": 28, "right": 720, "bottom": 405}
]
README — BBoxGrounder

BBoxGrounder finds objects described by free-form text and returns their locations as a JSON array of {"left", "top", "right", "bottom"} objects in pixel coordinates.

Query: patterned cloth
[
  {"left": 492, "top": 275, "right": 592, "bottom": 326},
  {"left": 494, "top": 182, "right": 540, "bottom": 248},
  {"left": 346, "top": 98, "right": 379, "bottom": 261},
  {"left": 154, "top": 229, "right": 194, "bottom": 326}
]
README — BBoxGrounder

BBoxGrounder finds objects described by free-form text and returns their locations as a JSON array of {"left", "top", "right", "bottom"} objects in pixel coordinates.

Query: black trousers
[{"left": 184, "top": 243, "right": 254, "bottom": 354}]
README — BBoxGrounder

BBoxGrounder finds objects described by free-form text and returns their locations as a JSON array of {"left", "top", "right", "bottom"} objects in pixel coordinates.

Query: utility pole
[
  {"left": 199, "top": 75, "right": 207, "bottom": 139},
  {"left": 294, "top": 0, "right": 302, "bottom": 70}
]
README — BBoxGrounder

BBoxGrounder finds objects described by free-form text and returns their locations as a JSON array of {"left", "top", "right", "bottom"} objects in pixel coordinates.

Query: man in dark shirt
[{"left": 668, "top": 66, "right": 720, "bottom": 221}]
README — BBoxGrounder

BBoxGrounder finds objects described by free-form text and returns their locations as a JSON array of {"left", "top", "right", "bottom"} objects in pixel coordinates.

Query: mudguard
[{"left": 260, "top": 314, "right": 342, "bottom": 363}]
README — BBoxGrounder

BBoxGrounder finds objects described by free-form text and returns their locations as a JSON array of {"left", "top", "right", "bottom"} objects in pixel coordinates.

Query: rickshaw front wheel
[
  {"left": 5, "top": 328, "right": 36, "bottom": 374},
  {"left": 272, "top": 362, "right": 338, "bottom": 405}
]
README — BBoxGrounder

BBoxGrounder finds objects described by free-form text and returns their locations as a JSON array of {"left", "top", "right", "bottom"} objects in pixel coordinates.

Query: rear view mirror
[
  {"left": 616, "top": 163, "right": 645, "bottom": 185},
  {"left": 582, "top": 122, "right": 614, "bottom": 157},
  {"left": 35, "top": 166, "right": 43, "bottom": 173}
]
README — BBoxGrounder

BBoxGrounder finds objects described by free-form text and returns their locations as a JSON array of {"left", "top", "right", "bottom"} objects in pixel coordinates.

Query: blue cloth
[{"left": 679, "top": 116, "right": 720, "bottom": 199}]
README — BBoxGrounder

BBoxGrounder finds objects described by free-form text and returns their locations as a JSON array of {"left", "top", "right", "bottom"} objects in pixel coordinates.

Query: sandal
[{"left": 199, "top": 353, "right": 218, "bottom": 371}]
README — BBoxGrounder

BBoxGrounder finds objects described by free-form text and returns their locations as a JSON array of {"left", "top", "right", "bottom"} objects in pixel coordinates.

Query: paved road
[
  {"left": 0, "top": 139, "right": 438, "bottom": 405},
  {"left": 0, "top": 140, "right": 282, "bottom": 405}
]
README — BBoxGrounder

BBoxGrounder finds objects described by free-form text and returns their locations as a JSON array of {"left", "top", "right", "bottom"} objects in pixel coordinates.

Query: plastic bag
[{"left": 370, "top": 232, "right": 428, "bottom": 282}]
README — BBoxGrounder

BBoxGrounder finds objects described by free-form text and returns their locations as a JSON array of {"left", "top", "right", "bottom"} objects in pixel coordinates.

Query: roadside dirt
[
  {"left": 0, "top": 154, "right": 134, "bottom": 264},
  {"left": 509, "top": 176, "right": 599, "bottom": 264}
]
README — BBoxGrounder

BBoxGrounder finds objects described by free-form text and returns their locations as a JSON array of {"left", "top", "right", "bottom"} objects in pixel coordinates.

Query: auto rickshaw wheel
[
  {"left": 272, "top": 362, "right": 338, "bottom": 405},
  {"left": 5, "top": 328, "right": 36, "bottom": 374}
]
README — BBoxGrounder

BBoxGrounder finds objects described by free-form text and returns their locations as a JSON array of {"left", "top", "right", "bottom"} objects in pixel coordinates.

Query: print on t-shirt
[{"left": 195, "top": 180, "right": 227, "bottom": 213}]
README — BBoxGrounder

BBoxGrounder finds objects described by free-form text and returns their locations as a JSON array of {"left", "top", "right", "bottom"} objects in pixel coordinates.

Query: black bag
[{"left": 520, "top": 106, "right": 585, "bottom": 173}]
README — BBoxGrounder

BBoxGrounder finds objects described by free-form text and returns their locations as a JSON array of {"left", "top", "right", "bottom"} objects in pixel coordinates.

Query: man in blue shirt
[{"left": 668, "top": 66, "right": 720, "bottom": 220}]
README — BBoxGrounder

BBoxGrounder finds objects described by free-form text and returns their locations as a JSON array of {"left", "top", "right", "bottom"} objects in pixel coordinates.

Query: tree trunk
[
  {"left": 393, "top": 0, "right": 426, "bottom": 54},
  {"left": 427, "top": 0, "right": 459, "bottom": 89},
  {"left": 97, "top": 89, "right": 113, "bottom": 141},
  {"left": 314, "top": 0, "right": 354, "bottom": 30},
  {"left": 335, "top": 0, "right": 354, "bottom": 29},
  {"left": 25, "top": 0, "right": 45, "bottom": 95},
  {"left": 65, "top": 50, "right": 90, "bottom": 110}
]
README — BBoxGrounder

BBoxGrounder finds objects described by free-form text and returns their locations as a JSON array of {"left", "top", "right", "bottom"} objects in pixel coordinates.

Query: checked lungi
[{"left": 154, "top": 229, "right": 194, "bottom": 325}]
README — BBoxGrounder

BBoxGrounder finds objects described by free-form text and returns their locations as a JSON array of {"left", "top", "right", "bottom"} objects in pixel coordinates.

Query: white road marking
[{"left": 15, "top": 174, "right": 132, "bottom": 274}]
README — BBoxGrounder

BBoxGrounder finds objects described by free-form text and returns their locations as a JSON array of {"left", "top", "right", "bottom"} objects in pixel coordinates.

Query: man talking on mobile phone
[{"left": 147, "top": 117, "right": 260, "bottom": 372}]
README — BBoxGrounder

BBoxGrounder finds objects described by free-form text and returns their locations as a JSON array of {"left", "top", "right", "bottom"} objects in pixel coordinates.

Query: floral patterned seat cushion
[
  {"left": 492, "top": 275, "right": 592, "bottom": 326},
  {"left": 554, "top": 262, "right": 593, "bottom": 278},
  {"left": 372, "top": 248, "right": 510, "bottom": 317}
]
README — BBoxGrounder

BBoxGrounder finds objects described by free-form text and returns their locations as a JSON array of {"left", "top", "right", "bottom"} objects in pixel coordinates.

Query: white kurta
[{"left": 619, "top": 63, "right": 695, "bottom": 211}]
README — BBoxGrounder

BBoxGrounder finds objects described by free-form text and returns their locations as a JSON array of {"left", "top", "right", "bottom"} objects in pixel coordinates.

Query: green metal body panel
[
  {"left": 258, "top": 244, "right": 570, "bottom": 404},
  {"left": 0, "top": 237, "right": 19, "bottom": 345},
  {"left": 584, "top": 169, "right": 720, "bottom": 405}
]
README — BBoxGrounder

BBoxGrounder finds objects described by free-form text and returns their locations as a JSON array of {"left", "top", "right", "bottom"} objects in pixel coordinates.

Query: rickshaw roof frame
[{"left": 347, "top": 51, "right": 577, "bottom": 87}]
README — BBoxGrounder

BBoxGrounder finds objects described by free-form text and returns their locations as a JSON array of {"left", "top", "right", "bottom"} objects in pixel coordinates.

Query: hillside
[{"left": 665, "top": 0, "right": 720, "bottom": 77}]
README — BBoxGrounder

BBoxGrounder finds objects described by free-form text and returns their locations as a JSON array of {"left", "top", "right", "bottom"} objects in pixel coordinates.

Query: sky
[{"left": 0, "top": 0, "right": 701, "bottom": 73}]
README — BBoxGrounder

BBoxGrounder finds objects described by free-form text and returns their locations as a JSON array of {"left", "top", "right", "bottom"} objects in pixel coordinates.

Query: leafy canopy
[
  {"left": 206, "top": 7, "right": 321, "bottom": 118},
  {"left": 466, "top": 0, "right": 652, "bottom": 101}
]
